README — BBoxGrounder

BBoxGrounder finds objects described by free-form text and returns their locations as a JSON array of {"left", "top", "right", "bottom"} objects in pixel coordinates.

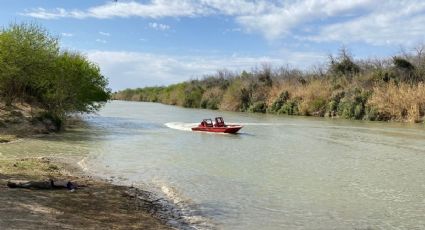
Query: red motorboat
[{"left": 192, "top": 117, "right": 242, "bottom": 134}]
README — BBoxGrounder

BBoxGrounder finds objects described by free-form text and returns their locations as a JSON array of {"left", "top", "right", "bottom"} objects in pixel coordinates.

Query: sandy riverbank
[
  {"left": 0, "top": 103, "right": 203, "bottom": 229},
  {"left": 0, "top": 151, "right": 173, "bottom": 229},
  {"left": 1, "top": 104, "right": 170, "bottom": 228}
]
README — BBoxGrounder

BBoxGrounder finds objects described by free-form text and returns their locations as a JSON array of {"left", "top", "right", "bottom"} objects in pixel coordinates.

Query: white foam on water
[
  {"left": 160, "top": 184, "right": 185, "bottom": 204},
  {"left": 165, "top": 122, "right": 198, "bottom": 132},
  {"left": 233, "top": 122, "right": 295, "bottom": 126},
  {"left": 77, "top": 157, "right": 89, "bottom": 172},
  {"left": 152, "top": 179, "right": 216, "bottom": 229}
]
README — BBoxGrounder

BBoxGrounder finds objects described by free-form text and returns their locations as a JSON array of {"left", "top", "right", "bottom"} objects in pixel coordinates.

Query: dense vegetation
[
  {"left": 114, "top": 48, "right": 425, "bottom": 123},
  {"left": 0, "top": 23, "right": 110, "bottom": 128}
]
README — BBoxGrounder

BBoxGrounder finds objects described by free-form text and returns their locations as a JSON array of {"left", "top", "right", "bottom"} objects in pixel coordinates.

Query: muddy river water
[{"left": 2, "top": 101, "right": 425, "bottom": 229}]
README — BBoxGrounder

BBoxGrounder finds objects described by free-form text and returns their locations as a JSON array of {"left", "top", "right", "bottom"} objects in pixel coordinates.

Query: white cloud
[
  {"left": 61, "top": 32, "right": 73, "bottom": 37},
  {"left": 308, "top": 1, "right": 425, "bottom": 46},
  {"left": 23, "top": 7, "right": 86, "bottom": 19},
  {"left": 199, "top": 0, "right": 271, "bottom": 15},
  {"left": 235, "top": 0, "right": 377, "bottom": 40},
  {"left": 86, "top": 50, "right": 324, "bottom": 90},
  {"left": 22, "top": 1, "right": 209, "bottom": 19},
  {"left": 95, "top": 39, "right": 107, "bottom": 44},
  {"left": 22, "top": 0, "right": 425, "bottom": 45},
  {"left": 99, "top": 31, "right": 111, "bottom": 36},
  {"left": 148, "top": 22, "right": 170, "bottom": 31},
  {"left": 223, "top": 28, "right": 242, "bottom": 34}
]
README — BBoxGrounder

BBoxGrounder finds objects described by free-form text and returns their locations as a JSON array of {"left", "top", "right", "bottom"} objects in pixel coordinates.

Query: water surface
[{"left": 2, "top": 101, "right": 425, "bottom": 229}]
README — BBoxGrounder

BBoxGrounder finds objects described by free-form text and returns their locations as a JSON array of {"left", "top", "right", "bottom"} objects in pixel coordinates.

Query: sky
[{"left": 1, "top": 0, "right": 425, "bottom": 91}]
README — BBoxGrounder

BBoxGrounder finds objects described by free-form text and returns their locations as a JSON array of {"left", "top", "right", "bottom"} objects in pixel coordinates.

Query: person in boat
[
  {"left": 200, "top": 119, "right": 213, "bottom": 127},
  {"left": 192, "top": 117, "right": 242, "bottom": 133},
  {"left": 214, "top": 117, "right": 225, "bottom": 127}
]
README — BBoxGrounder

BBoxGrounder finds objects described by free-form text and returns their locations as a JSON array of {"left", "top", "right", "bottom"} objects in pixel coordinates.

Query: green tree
[
  {"left": 392, "top": 56, "right": 417, "bottom": 83},
  {"left": 0, "top": 23, "right": 58, "bottom": 105},
  {"left": 329, "top": 48, "right": 360, "bottom": 78},
  {"left": 41, "top": 52, "right": 110, "bottom": 120},
  {"left": 0, "top": 23, "right": 110, "bottom": 128}
]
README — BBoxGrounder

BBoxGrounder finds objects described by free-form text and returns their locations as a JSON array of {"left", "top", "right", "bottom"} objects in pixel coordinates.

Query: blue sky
[{"left": 1, "top": 0, "right": 425, "bottom": 90}]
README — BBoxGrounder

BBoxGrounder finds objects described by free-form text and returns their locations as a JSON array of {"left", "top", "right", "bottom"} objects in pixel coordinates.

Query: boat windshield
[{"left": 204, "top": 119, "right": 213, "bottom": 125}]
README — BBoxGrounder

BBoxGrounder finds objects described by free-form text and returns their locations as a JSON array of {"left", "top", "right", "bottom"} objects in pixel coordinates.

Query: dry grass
[
  {"left": 166, "top": 87, "right": 185, "bottom": 106},
  {"left": 368, "top": 82, "right": 425, "bottom": 122},
  {"left": 114, "top": 46, "right": 425, "bottom": 123},
  {"left": 266, "top": 84, "right": 285, "bottom": 106},
  {"left": 268, "top": 80, "right": 332, "bottom": 115},
  {"left": 219, "top": 79, "right": 248, "bottom": 111},
  {"left": 130, "top": 94, "right": 140, "bottom": 101},
  {"left": 0, "top": 158, "right": 64, "bottom": 180},
  {"left": 202, "top": 87, "right": 224, "bottom": 102},
  {"left": 0, "top": 135, "right": 17, "bottom": 143},
  {"left": 298, "top": 81, "right": 332, "bottom": 115}
]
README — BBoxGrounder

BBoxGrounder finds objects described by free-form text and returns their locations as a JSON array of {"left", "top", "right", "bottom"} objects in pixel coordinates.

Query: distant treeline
[
  {"left": 0, "top": 23, "right": 110, "bottom": 127},
  {"left": 114, "top": 48, "right": 425, "bottom": 123}
]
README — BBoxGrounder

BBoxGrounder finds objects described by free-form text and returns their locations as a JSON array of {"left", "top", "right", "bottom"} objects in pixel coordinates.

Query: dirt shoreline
[
  {"left": 0, "top": 151, "right": 174, "bottom": 229},
  {"left": 0, "top": 104, "right": 201, "bottom": 229}
]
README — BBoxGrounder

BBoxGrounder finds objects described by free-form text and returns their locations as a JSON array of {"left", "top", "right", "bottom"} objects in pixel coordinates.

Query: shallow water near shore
[{"left": 2, "top": 100, "right": 425, "bottom": 229}]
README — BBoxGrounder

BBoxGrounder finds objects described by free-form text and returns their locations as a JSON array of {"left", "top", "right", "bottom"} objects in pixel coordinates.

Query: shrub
[
  {"left": 183, "top": 85, "right": 203, "bottom": 108},
  {"left": 278, "top": 99, "right": 299, "bottom": 115},
  {"left": 248, "top": 101, "right": 267, "bottom": 113},
  {"left": 392, "top": 57, "right": 419, "bottom": 83},
  {"left": 354, "top": 104, "right": 364, "bottom": 119},
  {"left": 337, "top": 98, "right": 354, "bottom": 118},
  {"left": 364, "top": 106, "right": 379, "bottom": 121},
  {"left": 33, "top": 112, "right": 62, "bottom": 131},
  {"left": 368, "top": 82, "right": 425, "bottom": 122},
  {"left": 220, "top": 79, "right": 250, "bottom": 111},
  {"left": 112, "top": 45, "right": 425, "bottom": 123},
  {"left": 336, "top": 89, "right": 369, "bottom": 119},
  {"left": 328, "top": 100, "right": 338, "bottom": 114},
  {"left": 329, "top": 48, "right": 360, "bottom": 77},
  {"left": 268, "top": 91, "right": 289, "bottom": 113},
  {"left": 0, "top": 23, "right": 58, "bottom": 106},
  {"left": 239, "top": 88, "right": 251, "bottom": 111},
  {"left": 0, "top": 23, "right": 110, "bottom": 127},
  {"left": 309, "top": 98, "right": 327, "bottom": 116},
  {"left": 200, "top": 87, "right": 223, "bottom": 110},
  {"left": 293, "top": 80, "right": 332, "bottom": 116}
]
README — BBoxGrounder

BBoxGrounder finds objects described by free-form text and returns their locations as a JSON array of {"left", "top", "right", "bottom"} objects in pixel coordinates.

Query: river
[{"left": 2, "top": 101, "right": 425, "bottom": 229}]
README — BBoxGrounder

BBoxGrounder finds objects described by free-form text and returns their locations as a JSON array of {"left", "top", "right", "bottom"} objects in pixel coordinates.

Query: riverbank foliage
[
  {"left": 114, "top": 48, "right": 425, "bottom": 123},
  {"left": 0, "top": 23, "right": 110, "bottom": 128}
]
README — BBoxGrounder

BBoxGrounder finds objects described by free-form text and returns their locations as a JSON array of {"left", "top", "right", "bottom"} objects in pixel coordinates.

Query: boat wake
[
  {"left": 164, "top": 122, "right": 198, "bottom": 132},
  {"left": 233, "top": 122, "right": 292, "bottom": 126}
]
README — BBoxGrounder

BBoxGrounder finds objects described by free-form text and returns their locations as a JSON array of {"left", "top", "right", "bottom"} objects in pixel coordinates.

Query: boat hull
[{"left": 191, "top": 125, "right": 242, "bottom": 134}]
